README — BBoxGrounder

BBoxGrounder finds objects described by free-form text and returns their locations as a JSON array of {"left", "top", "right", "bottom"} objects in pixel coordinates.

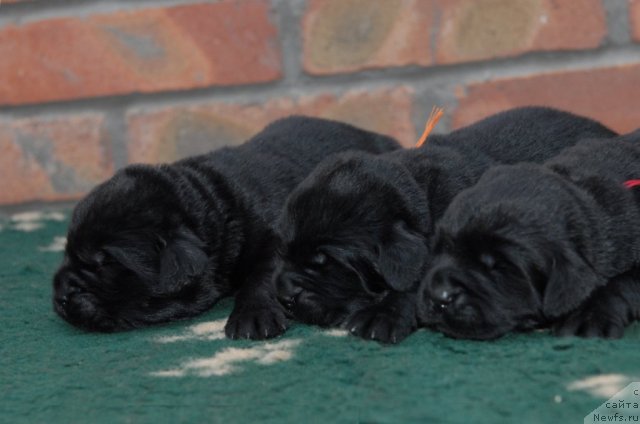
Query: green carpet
[{"left": 2, "top": 211, "right": 639, "bottom": 424}]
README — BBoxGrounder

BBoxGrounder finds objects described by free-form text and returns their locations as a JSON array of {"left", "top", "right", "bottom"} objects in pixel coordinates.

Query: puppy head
[
  {"left": 417, "top": 166, "right": 605, "bottom": 340},
  {"left": 53, "top": 166, "right": 212, "bottom": 332},
  {"left": 275, "top": 153, "right": 429, "bottom": 326},
  {"left": 419, "top": 222, "right": 545, "bottom": 340}
]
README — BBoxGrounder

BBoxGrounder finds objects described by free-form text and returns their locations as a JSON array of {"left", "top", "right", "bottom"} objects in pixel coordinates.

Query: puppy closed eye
[
  {"left": 478, "top": 252, "right": 517, "bottom": 277},
  {"left": 309, "top": 251, "right": 328, "bottom": 267},
  {"left": 479, "top": 253, "right": 496, "bottom": 270},
  {"left": 93, "top": 251, "right": 108, "bottom": 267}
]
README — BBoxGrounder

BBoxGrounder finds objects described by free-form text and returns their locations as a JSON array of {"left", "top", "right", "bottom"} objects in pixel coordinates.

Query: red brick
[
  {"left": 453, "top": 64, "right": 640, "bottom": 134},
  {"left": 127, "top": 86, "right": 416, "bottom": 164},
  {"left": 435, "top": 0, "right": 606, "bottom": 64},
  {"left": 302, "top": 0, "right": 434, "bottom": 75},
  {"left": 630, "top": 0, "right": 640, "bottom": 41},
  {"left": 301, "top": 0, "right": 606, "bottom": 75},
  {"left": 0, "top": 114, "right": 113, "bottom": 205},
  {"left": 0, "top": 1, "right": 282, "bottom": 106}
]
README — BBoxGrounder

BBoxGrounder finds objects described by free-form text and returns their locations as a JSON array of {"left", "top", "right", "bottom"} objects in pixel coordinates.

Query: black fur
[
  {"left": 52, "top": 116, "right": 400, "bottom": 338},
  {"left": 274, "top": 107, "right": 617, "bottom": 343},
  {"left": 553, "top": 268, "right": 640, "bottom": 338},
  {"left": 418, "top": 132, "right": 640, "bottom": 340}
]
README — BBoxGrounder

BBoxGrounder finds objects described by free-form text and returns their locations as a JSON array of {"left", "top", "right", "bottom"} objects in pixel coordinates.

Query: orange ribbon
[{"left": 415, "top": 106, "right": 444, "bottom": 147}]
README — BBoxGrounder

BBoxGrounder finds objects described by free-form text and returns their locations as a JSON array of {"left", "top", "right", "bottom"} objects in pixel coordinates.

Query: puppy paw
[
  {"left": 344, "top": 307, "right": 416, "bottom": 344},
  {"left": 225, "top": 300, "right": 288, "bottom": 340},
  {"left": 553, "top": 306, "right": 625, "bottom": 339}
]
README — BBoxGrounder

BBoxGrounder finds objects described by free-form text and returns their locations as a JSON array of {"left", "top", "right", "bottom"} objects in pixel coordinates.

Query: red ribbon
[{"left": 624, "top": 179, "right": 640, "bottom": 189}]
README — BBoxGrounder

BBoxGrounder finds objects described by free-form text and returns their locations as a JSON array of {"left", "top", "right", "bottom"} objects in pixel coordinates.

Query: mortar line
[
  {"left": 2, "top": 44, "right": 640, "bottom": 118},
  {"left": 0, "top": 0, "right": 225, "bottom": 27},
  {"left": 271, "top": 0, "right": 307, "bottom": 88}
]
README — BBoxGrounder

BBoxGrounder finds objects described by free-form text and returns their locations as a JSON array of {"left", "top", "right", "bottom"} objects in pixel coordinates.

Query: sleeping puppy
[
  {"left": 418, "top": 132, "right": 640, "bottom": 340},
  {"left": 52, "top": 116, "right": 400, "bottom": 339},
  {"left": 274, "top": 107, "right": 617, "bottom": 343}
]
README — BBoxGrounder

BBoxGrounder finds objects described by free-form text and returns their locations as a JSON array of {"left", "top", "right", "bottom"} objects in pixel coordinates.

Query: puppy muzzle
[
  {"left": 425, "top": 267, "right": 466, "bottom": 309},
  {"left": 53, "top": 268, "right": 116, "bottom": 331},
  {"left": 275, "top": 271, "right": 303, "bottom": 309}
]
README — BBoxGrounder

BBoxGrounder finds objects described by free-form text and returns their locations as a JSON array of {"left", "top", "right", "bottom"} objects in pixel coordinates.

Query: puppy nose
[
  {"left": 55, "top": 294, "right": 69, "bottom": 309},
  {"left": 54, "top": 274, "right": 71, "bottom": 308},
  {"left": 53, "top": 270, "right": 84, "bottom": 314},
  {"left": 433, "top": 288, "right": 457, "bottom": 306},
  {"left": 276, "top": 272, "right": 302, "bottom": 307},
  {"left": 429, "top": 270, "right": 462, "bottom": 309}
]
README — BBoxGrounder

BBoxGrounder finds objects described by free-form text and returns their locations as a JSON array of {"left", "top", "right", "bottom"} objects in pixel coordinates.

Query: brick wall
[{"left": 0, "top": 0, "right": 638, "bottom": 206}]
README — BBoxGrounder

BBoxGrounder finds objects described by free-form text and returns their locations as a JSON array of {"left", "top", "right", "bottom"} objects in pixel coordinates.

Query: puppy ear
[
  {"left": 104, "top": 226, "right": 208, "bottom": 294},
  {"left": 377, "top": 221, "right": 427, "bottom": 291},
  {"left": 104, "top": 237, "right": 158, "bottom": 282},
  {"left": 543, "top": 248, "right": 606, "bottom": 319},
  {"left": 158, "top": 226, "right": 208, "bottom": 293}
]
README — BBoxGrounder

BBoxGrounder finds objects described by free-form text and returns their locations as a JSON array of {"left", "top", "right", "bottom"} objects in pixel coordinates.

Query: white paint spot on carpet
[
  {"left": 11, "top": 211, "right": 45, "bottom": 222},
  {"left": 323, "top": 329, "right": 348, "bottom": 337},
  {"left": 151, "top": 339, "right": 302, "bottom": 378},
  {"left": 39, "top": 236, "right": 67, "bottom": 252},
  {"left": 12, "top": 211, "right": 65, "bottom": 222},
  {"left": 155, "top": 319, "right": 228, "bottom": 343},
  {"left": 568, "top": 374, "right": 632, "bottom": 398},
  {"left": 9, "top": 211, "right": 65, "bottom": 232},
  {"left": 151, "top": 369, "right": 184, "bottom": 377},
  {"left": 191, "top": 320, "right": 226, "bottom": 336},
  {"left": 257, "top": 348, "right": 294, "bottom": 365},
  {"left": 13, "top": 222, "right": 43, "bottom": 232}
]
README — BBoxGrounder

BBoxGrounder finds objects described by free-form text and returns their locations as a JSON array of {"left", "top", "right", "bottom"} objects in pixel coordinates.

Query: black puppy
[
  {"left": 418, "top": 133, "right": 640, "bottom": 340},
  {"left": 52, "top": 116, "right": 400, "bottom": 338},
  {"left": 275, "top": 107, "right": 616, "bottom": 343}
]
